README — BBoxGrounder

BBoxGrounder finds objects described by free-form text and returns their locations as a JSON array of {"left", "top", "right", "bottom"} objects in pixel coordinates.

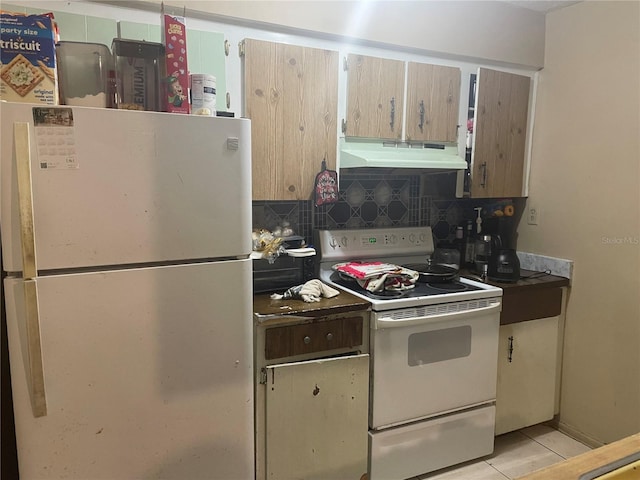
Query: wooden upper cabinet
[
  {"left": 242, "top": 39, "right": 339, "bottom": 200},
  {"left": 345, "top": 54, "right": 405, "bottom": 140},
  {"left": 405, "top": 62, "right": 461, "bottom": 143},
  {"left": 471, "top": 68, "right": 531, "bottom": 198}
]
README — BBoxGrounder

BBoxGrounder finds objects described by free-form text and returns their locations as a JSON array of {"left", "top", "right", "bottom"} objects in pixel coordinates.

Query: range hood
[{"left": 339, "top": 138, "right": 467, "bottom": 171}]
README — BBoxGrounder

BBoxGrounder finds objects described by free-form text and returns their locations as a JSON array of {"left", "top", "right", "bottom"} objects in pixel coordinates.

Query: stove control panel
[{"left": 317, "top": 227, "right": 434, "bottom": 261}]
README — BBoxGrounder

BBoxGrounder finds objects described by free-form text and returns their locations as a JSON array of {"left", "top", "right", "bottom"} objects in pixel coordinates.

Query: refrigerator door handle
[
  {"left": 15, "top": 122, "right": 47, "bottom": 417},
  {"left": 15, "top": 122, "right": 37, "bottom": 279},
  {"left": 23, "top": 279, "right": 47, "bottom": 417}
]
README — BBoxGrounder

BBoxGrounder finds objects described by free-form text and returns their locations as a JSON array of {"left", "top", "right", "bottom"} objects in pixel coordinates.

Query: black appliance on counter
[
  {"left": 482, "top": 217, "right": 521, "bottom": 282},
  {"left": 482, "top": 216, "right": 518, "bottom": 248},
  {"left": 488, "top": 246, "right": 521, "bottom": 283},
  {"left": 252, "top": 255, "right": 315, "bottom": 293}
]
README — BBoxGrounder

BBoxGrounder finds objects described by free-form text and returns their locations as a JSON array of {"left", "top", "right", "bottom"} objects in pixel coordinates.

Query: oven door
[{"left": 370, "top": 298, "right": 501, "bottom": 429}]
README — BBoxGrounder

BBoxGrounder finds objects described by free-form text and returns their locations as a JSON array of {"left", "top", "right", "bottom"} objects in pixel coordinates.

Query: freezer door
[
  {"left": 5, "top": 259, "right": 254, "bottom": 479},
  {"left": 1, "top": 103, "right": 252, "bottom": 272}
]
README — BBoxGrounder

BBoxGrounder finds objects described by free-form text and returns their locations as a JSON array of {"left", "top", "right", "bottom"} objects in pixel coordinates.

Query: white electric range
[{"left": 317, "top": 227, "right": 503, "bottom": 480}]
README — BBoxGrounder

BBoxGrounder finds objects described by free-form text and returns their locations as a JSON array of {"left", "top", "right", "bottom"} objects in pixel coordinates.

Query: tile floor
[{"left": 414, "top": 424, "right": 592, "bottom": 480}]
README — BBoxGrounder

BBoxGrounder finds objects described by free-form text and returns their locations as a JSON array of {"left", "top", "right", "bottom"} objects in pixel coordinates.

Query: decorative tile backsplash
[
  {"left": 251, "top": 172, "right": 493, "bottom": 247},
  {"left": 316, "top": 173, "right": 421, "bottom": 230},
  {"left": 252, "top": 201, "right": 312, "bottom": 242},
  {"left": 251, "top": 171, "right": 526, "bottom": 250}
]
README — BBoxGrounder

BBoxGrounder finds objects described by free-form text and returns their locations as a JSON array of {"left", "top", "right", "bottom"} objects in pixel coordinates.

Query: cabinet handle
[
  {"left": 390, "top": 97, "right": 396, "bottom": 131},
  {"left": 418, "top": 100, "right": 425, "bottom": 132},
  {"left": 303, "top": 336, "right": 311, "bottom": 345},
  {"left": 480, "top": 162, "right": 488, "bottom": 188},
  {"left": 507, "top": 335, "right": 514, "bottom": 363},
  {"left": 326, "top": 332, "right": 334, "bottom": 341}
]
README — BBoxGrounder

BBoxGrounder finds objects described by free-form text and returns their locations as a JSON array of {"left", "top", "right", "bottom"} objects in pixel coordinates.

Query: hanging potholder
[{"left": 314, "top": 160, "right": 338, "bottom": 207}]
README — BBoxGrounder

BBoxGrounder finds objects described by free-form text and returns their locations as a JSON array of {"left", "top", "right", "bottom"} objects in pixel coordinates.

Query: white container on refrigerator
[{"left": 1, "top": 103, "right": 254, "bottom": 479}]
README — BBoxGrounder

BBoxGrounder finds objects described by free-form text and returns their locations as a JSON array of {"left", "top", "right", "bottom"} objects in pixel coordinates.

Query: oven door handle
[{"left": 376, "top": 301, "right": 501, "bottom": 329}]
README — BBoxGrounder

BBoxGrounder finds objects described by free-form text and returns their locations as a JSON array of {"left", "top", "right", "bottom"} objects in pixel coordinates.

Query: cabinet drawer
[
  {"left": 501, "top": 287, "right": 563, "bottom": 325},
  {"left": 265, "top": 317, "right": 363, "bottom": 360}
]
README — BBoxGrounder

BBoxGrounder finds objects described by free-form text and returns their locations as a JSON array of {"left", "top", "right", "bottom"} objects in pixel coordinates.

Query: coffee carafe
[{"left": 474, "top": 235, "right": 493, "bottom": 279}]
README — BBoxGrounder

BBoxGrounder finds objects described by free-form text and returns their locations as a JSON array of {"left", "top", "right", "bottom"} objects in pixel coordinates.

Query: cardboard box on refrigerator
[
  {"left": 0, "top": 11, "right": 58, "bottom": 104},
  {"left": 161, "top": 13, "right": 189, "bottom": 114}
]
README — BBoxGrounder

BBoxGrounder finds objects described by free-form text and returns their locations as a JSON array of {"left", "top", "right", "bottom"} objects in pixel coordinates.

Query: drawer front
[
  {"left": 369, "top": 405, "right": 496, "bottom": 480},
  {"left": 265, "top": 317, "right": 363, "bottom": 360},
  {"left": 501, "top": 287, "right": 563, "bottom": 325}
]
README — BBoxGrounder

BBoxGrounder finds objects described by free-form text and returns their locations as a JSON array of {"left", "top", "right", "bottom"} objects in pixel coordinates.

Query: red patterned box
[{"left": 161, "top": 14, "right": 189, "bottom": 114}]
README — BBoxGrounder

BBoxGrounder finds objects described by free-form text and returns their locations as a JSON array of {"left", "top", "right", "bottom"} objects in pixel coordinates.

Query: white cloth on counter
[{"left": 270, "top": 279, "right": 340, "bottom": 303}]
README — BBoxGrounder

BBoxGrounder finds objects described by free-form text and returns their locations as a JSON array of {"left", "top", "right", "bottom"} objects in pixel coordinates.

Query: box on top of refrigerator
[
  {"left": 112, "top": 38, "right": 165, "bottom": 111},
  {"left": 0, "top": 11, "right": 58, "bottom": 104},
  {"left": 161, "top": 13, "right": 189, "bottom": 114}
]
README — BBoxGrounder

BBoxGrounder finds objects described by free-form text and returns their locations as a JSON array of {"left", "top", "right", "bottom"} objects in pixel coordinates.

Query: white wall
[
  {"left": 112, "top": 0, "right": 547, "bottom": 68},
  {"left": 517, "top": 0, "right": 640, "bottom": 445}
]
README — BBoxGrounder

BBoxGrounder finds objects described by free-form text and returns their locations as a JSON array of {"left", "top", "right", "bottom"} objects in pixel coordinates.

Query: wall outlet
[{"left": 527, "top": 205, "right": 539, "bottom": 225}]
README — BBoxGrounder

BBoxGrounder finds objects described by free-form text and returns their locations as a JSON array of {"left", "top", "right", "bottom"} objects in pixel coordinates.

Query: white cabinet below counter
[
  {"left": 495, "top": 316, "right": 559, "bottom": 435},
  {"left": 487, "top": 273, "right": 569, "bottom": 436},
  {"left": 253, "top": 293, "right": 371, "bottom": 480},
  {"left": 265, "top": 354, "right": 369, "bottom": 480}
]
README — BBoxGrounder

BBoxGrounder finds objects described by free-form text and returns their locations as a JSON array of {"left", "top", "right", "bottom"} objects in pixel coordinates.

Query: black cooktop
[{"left": 329, "top": 272, "right": 483, "bottom": 301}]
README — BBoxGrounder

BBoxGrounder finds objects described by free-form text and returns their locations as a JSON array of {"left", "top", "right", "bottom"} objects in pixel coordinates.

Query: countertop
[
  {"left": 254, "top": 268, "right": 568, "bottom": 324},
  {"left": 517, "top": 433, "right": 640, "bottom": 480},
  {"left": 461, "top": 269, "right": 570, "bottom": 293},
  {"left": 253, "top": 288, "right": 370, "bottom": 319}
]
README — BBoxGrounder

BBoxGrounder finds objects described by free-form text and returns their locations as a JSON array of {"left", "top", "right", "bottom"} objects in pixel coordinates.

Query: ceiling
[{"left": 504, "top": 1, "right": 582, "bottom": 13}]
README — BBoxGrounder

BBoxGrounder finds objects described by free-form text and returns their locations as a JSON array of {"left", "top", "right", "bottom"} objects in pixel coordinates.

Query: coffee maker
[
  {"left": 482, "top": 216, "right": 517, "bottom": 247},
  {"left": 483, "top": 217, "right": 521, "bottom": 283}
]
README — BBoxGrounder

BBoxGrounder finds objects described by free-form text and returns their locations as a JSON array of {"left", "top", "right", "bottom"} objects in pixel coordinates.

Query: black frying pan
[{"left": 402, "top": 263, "right": 459, "bottom": 283}]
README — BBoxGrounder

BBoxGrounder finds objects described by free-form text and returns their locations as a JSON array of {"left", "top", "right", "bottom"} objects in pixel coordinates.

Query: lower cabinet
[
  {"left": 265, "top": 355, "right": 369, "bottom": 480},
  {"left": 495, "top": 316, "right": 559, "bottom": 435},
  {"left": 255, "top": 312, "right": 370, "bottom": 480}
]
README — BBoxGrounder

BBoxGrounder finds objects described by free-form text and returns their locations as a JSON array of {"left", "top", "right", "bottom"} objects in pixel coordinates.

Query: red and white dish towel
[{"left": 333, "top": 262, "right": 419, "bottom": 292}]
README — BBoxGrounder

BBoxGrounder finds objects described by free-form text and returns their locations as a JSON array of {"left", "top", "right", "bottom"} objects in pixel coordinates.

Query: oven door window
[{"left": 408, "top": 326, "right": 471, "bottom": 366}]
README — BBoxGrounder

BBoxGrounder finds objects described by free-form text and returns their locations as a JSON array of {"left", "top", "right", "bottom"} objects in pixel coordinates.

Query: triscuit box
[{"left": 0, "top": 12, "right": 58, "bottom": 104}]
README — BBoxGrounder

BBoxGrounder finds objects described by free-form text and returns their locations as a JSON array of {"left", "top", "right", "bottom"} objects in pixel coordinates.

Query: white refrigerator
[{"left": 0, "top": 102, "right": 254, "bottom": 479}]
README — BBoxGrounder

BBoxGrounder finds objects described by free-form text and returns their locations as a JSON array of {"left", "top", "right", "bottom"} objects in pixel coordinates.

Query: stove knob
[
  {"left": 341, "top": 236, "right": 349, "bottom": 247},
  {"left": 419, "top": 233, "right": 426, "bottom": 243},
  {"left": 409, "top": 233, "right": 416, "bottom": 243},
  {"left": 389, "top": 234, "right": 397, "bottom": 244}
]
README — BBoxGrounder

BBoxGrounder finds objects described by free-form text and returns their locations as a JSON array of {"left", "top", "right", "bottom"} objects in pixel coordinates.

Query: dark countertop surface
[
  {"left": 461, "top": 268, "right": 570, "bottom": 294},
  {"left": 254, "top": 269, "right": 568, "bottom": 322},
  {"left": 254, "top": 287, "right": 370, "bottom": 318}
]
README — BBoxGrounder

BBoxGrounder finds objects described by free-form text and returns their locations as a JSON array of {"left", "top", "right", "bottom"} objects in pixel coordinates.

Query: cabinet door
[
  {"left": 345, "top": 54, "right": 405, "bottom": 140},
  {"left": 471, "top": 68, "right": 530, "bottom": 198},
  {"left": 243, "top": 39, "right": 339, "bottom": 200},
  {"left": 406, "top": 62, "right": 461, "bottom": 143},
  {"left": 265, "top": 354, "right": 369, "bottom": 480},
  {"left": 495, "top": 317, "right": 559, "bottom": 435}
]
